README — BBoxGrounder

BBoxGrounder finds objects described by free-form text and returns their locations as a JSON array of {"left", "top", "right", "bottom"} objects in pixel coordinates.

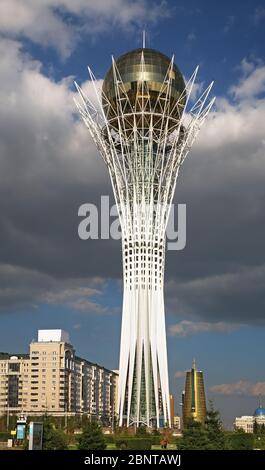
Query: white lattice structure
[{"left": 75, "top": 48, "right": 214, "bottom": 428}]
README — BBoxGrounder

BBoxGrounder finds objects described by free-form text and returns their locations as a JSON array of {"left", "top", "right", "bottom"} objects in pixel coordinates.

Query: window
[{"left": 8, "top": 363, "right": 20, "bottom": 372}]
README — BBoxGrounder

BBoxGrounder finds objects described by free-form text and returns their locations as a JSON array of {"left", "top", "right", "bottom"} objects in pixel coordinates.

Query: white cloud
[
  {"left": 0, "top": 37, "right": 104, "bottom": 188},
  {"left": 169, "top": 320, "right": 239, "bottom": 337},
  {"left": 210, "top": 381, "right": 265, "bottom": 396},
  {"left": 0, "top": 37, "right": 116, "bottom": 312},
  {"left": 0, "top": 33, "right": 264, "bottom": 321},
  {"left": 197, "top": 98, "right": 265, "bottom": 152},
  {"left": 0, "top": 0, "right": 170, "bottom": 57},
  {"left": 229, "top": 59, "right": 265, "bottom": 100},
  {"left": 175, "top": 370, "right": 186, "bottom": 378}
]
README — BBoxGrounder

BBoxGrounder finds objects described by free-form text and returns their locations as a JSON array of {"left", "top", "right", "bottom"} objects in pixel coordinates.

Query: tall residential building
[
  {"left": 75, "top": 43, "right": 214, "bottom": 428},
  {"left": 0, "top": 353, "right": 30, "bottom": 417},
  {"left": 0, "top": 330, "right": 117, "bottom": 425},
  {"left": 182, "top": 360, "right": 207, "bottom": 426}
]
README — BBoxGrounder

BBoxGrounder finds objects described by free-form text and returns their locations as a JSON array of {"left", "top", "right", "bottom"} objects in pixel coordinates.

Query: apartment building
[
  {"left": 0, "top": 330, "right": 118, "bottom": 425},
  {"left": 0, "top": 353, "right": 30, "bottom": 417}
]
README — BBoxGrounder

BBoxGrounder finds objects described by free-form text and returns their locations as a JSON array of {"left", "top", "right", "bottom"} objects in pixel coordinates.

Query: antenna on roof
[{"left": 143, "top": 30, "right": 146, "bottom": 49}]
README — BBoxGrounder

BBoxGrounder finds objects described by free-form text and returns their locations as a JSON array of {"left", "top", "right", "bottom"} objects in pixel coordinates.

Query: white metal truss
[{"left": 74, "top": 52, "right": 215, "bottom": 428}]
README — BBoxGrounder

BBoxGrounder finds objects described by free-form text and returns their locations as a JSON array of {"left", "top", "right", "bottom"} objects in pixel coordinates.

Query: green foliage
[
  {"left": 42, "top": 418, "right": 68, "bottom": 450},
  {"left": 177, "top": 420, "right": 211, "bottom": 450},
  {"left": 135, "top": 426, "right": 149, "bottom": 437},
  {"left": 150, "top": 435, "right": 163, "bottom": 445},
  {"left": 205, "top": 401, "right": 226, "bottom": 450},
  {"left": 78, "top": 420, "right": 106, "bottom": 450},
  {"left": 0, "top": 414, "right": 17, "bottom": 431},
  {"left": 253, "top": 421, "right": 265, "bottom": 436},
  {"left": 104, "top": 434, "right": 114, "bottom": 443},
  {"left": 115, "top": 439, "right": 128, "bottom": 450},
  {"left": 254, "top": 435, "right": 265, "bottom": 450},
  {"left": 115, "top": 438, "right": 152, "bottom": 450},
  {"left": 178, "top": 403, "right": 226, "bottom": 450},
  {"left": 225, "top": 430, "right": 254, "bottom": 450}
]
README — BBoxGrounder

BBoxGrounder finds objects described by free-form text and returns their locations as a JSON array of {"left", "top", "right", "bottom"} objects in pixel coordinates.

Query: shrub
[
  {"left": 104, "top": 434, "right": 114, "bottom": 444},
  {"left": 115, "top": 437, "right": 152, "bottom": 450},
  {"left": 115, "top": 439, "right": 128, "bottom": 450},
  {"left": 225, "top": 431, "right": 254, "bottom": 450},
  {"left": 78, "top": 420, "right": 106, "bottom": 450},
  {"left": 0, "top": 432, "right": 9, "bottom": 441},
  {"left": 42, "top": 420, "right": 68, "bottom": 450},
  {"left": 126, "top": 438, "right": 152, "bottom": 450}
]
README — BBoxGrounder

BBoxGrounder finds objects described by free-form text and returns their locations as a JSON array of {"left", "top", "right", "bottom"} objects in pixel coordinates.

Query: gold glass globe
[{"left": 102, "top": 48, "right": 186, "bottom": 133}]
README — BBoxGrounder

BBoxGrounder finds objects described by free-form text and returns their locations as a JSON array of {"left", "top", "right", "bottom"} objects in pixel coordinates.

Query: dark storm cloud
[
  {"left": 165, "top": 90, "right": 265, "bottom": 324},
  {"left": 0, "top": 39, "right": 264, "bottom": 324}
]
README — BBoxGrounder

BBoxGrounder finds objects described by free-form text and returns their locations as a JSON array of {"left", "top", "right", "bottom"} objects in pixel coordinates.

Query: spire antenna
[
  {"left": 259, "top": 394, "right": 262, "bottom": 408},
  {"left": 192, "top": 358, "right": 196, "bottom": 370},
  {"left": 143, "top": 30, "right": 146, "bottom": 49}
]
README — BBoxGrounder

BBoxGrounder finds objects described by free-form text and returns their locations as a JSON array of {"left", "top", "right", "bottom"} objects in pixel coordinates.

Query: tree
[
  {"left": 78, "top": 420, "right": 106, "bottom": 450},
  {"left": 253, "top": 421, "right": 265, "bottom": 436},
  {"left": 177, "top": 420, "right": 211, "bottom": 450},
  {"left": 205, "top": 401, "right": 226, "bottom": 450},
  {"left": 42, "top": 418, "right": 68, "bottom": 450},
  {"left": 178, "top": 403, "right": 226, "bottom": 450},
  {"left": 135, "top": 426, "right": 148, "bottom": 437},
  {"left": 225, "top": 430, "right": 254, "bottom": 450},
  {"left": 253, "top": 420, "right": 259, "bottom": 435}
]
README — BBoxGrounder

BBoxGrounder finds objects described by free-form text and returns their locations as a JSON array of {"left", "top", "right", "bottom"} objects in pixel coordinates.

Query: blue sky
[{"left": 0, "top": 0, "right": 265, "bottom": 427}]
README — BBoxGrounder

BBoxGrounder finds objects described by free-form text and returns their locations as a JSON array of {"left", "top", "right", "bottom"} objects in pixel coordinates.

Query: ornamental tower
[
  {"left": 75, "top": 44, "right": 214, "bottom": 428},
  {"left": 182, "top": 359, "right": 207, "bottom": 426}
]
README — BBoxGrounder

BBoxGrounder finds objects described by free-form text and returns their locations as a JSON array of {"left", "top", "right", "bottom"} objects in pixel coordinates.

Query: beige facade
[
  {"left": 234, "top": 415, "right": 265, "bottom": 433},
  {"left": 0, "top": 354, "right": 30, "bottom": 416},
  {"left": 173, "top": 415, "right": 181, "bottom": 430},
  {"left": 234, "top": 416, "right": 255, "bottom": 433},
  {"left": 0, "top": 330, "right": 118, "bottom": 425}
]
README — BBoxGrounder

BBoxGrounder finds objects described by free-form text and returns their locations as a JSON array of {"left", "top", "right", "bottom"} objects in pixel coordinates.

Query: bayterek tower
[{"left": 75, "top": 43, "right": 214, "bottom": 428}]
